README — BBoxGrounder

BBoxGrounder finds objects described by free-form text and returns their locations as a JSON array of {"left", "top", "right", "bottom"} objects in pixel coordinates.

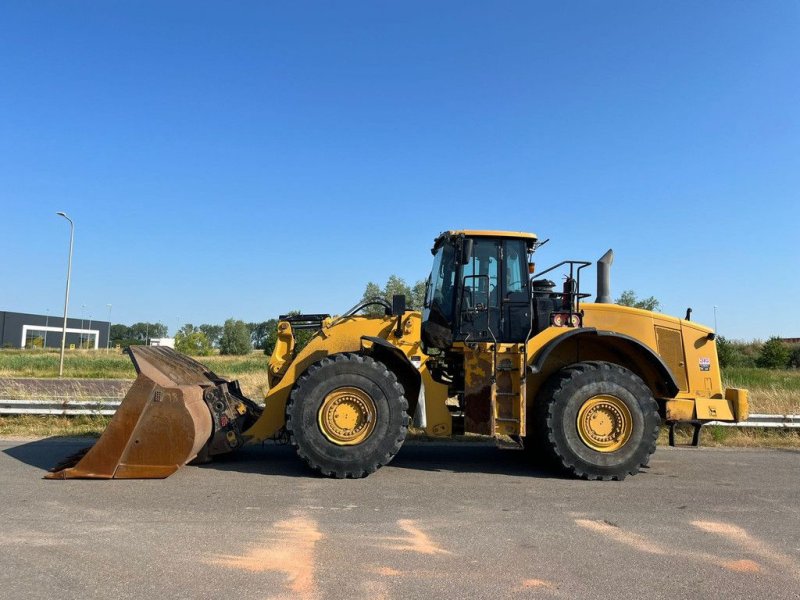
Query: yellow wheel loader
[{"left": 47, "top": 230, "right": 748, "bottom": 481}]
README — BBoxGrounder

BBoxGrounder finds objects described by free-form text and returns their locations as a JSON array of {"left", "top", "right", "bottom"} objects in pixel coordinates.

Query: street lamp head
[{"left": 56, "top": 212, "right": 74, "bottom": 225}]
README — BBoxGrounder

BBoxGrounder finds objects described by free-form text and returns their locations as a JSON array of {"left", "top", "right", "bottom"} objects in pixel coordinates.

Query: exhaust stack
[{"left": 596, "top": 249, "right": 614, "bottom": 304}]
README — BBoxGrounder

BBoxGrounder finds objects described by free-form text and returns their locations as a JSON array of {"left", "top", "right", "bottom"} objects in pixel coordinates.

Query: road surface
[{"left": 1, "top": 438, "right": 798, "bottom": 599}]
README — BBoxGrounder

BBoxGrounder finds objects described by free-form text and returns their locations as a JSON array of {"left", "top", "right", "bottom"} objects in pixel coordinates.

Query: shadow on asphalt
[
  {"left": 199, "top": 441, "right": 561, "bottom": 479},
  {"left": 389, "top": 444, "right": 558, "bottom": 478},
  {"left": 4, "top": 437, "right": 561, "bottom": 480},
  {"left": 198, "top": 443, "right": 311, "bottom": 477},
  {"left": 2, "top": 437, "right": 93, "bottom": 472}
]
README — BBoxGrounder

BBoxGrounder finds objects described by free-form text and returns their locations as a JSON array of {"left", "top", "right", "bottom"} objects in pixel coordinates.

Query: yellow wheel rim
[
  {"left": 576, "top": 395, "right": 632, "bottom": 452},
  {"left": 318, "top": 387, "right": 377, "bottom": 446}
]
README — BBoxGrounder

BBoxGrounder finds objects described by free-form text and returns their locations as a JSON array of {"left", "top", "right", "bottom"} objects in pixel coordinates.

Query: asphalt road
[{"left": 1, "top": 439, "right": 798, "bottom": 600}]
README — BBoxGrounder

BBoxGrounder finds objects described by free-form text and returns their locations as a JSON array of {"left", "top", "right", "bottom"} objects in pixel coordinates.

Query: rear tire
[
  {"left": 286, "top": 353, "right": 409, "bottom": 478},
  {"left": 532, "top": 361, "right": 660, "bottom": 481}
]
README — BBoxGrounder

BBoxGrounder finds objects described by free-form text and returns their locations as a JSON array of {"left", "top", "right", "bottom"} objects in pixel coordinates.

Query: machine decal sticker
[{"left": 699, "top": 357, "right": 711, "bottom": 371}]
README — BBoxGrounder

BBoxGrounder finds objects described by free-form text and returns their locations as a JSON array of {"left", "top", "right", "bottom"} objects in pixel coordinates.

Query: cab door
[
  {"left": 456, "top": 238, "right": 501, "bottom": 342},
  {"left": 500, "top": 239, "right": 532, "bottom": 343}
]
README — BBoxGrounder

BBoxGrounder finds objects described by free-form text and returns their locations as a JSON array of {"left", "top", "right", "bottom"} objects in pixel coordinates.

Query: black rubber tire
[
  {"left": 285, "top": 353, "right": 409, "bottom": 479},
  {"left": 532, "top": 361, "right": 660, "bottom": 481}
]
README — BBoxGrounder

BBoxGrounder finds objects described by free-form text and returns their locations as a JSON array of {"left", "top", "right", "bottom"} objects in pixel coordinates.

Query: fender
[
  {"left": 529, "top": 327, "right": 680, "bottom": 397},
  {"left": 360, "top": 336, "right": 422, "bottom": 413}
]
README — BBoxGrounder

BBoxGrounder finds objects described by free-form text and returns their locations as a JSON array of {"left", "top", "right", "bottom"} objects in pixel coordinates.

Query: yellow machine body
[
  {"left": 246, "top": 313, "right": 452, "bottom": 442},
  {"left": 48, "top": 228, "right": 746, "bottom": 480},
  {"left": 246, "top": 299, "right": 745, "bottom": 444}
]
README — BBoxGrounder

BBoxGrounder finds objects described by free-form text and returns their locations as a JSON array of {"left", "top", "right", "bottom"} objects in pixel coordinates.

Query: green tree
[
  {"left": 129, "top": 322, "right": 168, "bottom": 342},
  {"left": 175, "top": 330, "right": 212, "bottom": 356},
  {"left": 109, "top": 324, "right": 132, "bottom": 345},
  {"left": 178, "top": 323, "right": 197, "bottom": 337},
  {"left": 198, "top": 324, "right": 223, "bottom": 347},
  {"left": 261, "top": 323, "right": 279, "bottom": 356},
  {"left": 110, "top": 324, "right": 130, "bottom": 339},
  {"left": 360, "top": 282, "right": 385, "bottom": 316},
  {"left": 219, "top": 319, "right": 253, "bottom": 355},
  {"left": 756, "top": 337, "right": 790, "bottom": 369},
  {"left": 616, "top": 290, "right": 661, "bottom": 312},
  {"left": 412, "top": 279, "right": 427, "bottom": 310},
  {"left": 360, "top": 275, "right": 427, "bottom": 316},
  {"left": 250, "top": 320, "right": 278, "bottom": 350}
]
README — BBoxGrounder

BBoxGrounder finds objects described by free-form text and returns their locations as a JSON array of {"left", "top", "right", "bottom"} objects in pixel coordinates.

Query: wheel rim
[
  {"left": 318, "top": 387, "right": 377, "bottom": 446},
  {"left": 576, "top": 394, "right": 632, "bottom": 452}
]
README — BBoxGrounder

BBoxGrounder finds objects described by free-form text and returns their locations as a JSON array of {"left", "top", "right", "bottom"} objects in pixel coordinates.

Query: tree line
[
  {"left": 109, "top": 283, "right": 643, "bottom": 352},
  {"left": 109, "top": 282, "right": 660, "bottom": 357},
  {"left": 109, "top": 280, "right": 799, "bottom": 369},
  {"left": 109, "top": 322, "right": 168, "bottom": 347},
  {"left": 107, "top": 276, "right": 426, "bottom": 357},
  {"left": 173, "top": 316, "right": 317, "bottom": 357},
  {"left": 718, "top": 337, "right": 800, "bottom": 370}
]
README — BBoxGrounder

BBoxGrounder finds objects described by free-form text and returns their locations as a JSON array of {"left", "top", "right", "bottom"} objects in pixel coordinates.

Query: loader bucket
[{"left": 46, "top": 346, "right": 217, "bottom": 479}]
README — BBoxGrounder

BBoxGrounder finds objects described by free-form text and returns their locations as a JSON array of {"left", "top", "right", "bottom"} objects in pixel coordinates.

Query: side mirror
[
  {"left": 391, "top": 294, "right": 406, "bottom": 316},
  {"left": 460, "top": 238, "right": 474, "bottom": 265}
]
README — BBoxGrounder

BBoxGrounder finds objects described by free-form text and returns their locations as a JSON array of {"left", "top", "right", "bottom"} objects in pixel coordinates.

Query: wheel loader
[{"left": 47, "top": 230, "right": 748, "bottom": 481}]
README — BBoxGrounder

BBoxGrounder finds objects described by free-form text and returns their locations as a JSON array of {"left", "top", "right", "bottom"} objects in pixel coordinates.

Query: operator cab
[{"left": 421, "top": 230, "right": 538, "bottom": 352}]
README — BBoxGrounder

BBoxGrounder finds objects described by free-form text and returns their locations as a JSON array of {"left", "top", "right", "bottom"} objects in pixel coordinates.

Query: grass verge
[
  {"left": 0, "top": 415, "right": 110, "bottom": 437},
  {"left": 659, "top": 425, "right": 799, "bottom": 449}
]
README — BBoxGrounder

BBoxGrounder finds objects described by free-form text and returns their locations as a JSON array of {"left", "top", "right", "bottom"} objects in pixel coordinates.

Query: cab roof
[
  {"left": 433, "top": 230, "right": 538, "bottom": 253},
  {"left": 447, "top": 229, "right": 538, "bottom": 240}
]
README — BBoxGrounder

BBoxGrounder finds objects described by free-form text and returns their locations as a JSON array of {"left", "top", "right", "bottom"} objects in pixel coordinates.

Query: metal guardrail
[
  {"left": 706, "top": 413, "right": 800, "bottom": 429},
  {"left": 0, "top": 400, "right": 798, "bottom": 428},
  {"left": 0, "top": 399, "right": 121, "bottom": 416}
]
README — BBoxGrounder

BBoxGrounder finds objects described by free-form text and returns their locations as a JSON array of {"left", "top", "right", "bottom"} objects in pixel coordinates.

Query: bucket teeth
[{"left": 45, "top": 445, "right": 94, "bottom": 478}]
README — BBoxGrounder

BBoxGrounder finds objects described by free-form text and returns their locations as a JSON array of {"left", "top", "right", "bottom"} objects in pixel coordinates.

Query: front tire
[
  {"left": 286, "top": 353, "right": 409, "bottom": 478},
  {"left": 533, "top": 361, "right": 660, "bottom": 481}
]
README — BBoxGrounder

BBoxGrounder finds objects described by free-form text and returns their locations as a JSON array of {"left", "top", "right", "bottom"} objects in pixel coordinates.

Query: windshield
[{"left": 424, "top": 241, "right": 457, "bottom": 326}]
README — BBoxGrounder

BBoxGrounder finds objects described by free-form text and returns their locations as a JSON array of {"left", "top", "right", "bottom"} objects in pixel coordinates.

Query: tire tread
[
  {"left": 285, "top": 353, "right": 409, "bottom": 479},
  {"left": 532, "top": 361, "right": 660, "bottom": 481}
]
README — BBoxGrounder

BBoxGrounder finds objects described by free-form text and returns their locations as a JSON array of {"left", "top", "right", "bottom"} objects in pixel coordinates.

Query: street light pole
[
  {"left": 56, "top": 212, "right": 74, "bottom": 377},
  {"left": 44, "top": 308, "right": 49, "bottom": 349},
  {"left": 106, "top": 304, "right": 112, "bottom": 353},
  {"left": 713, "top": 305, "right": 718, "bottom": 334}
]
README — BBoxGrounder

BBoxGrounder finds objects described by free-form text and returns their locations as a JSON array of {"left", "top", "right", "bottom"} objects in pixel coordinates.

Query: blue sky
[{"left": 1, "top": 1, "right": 798, "bottom": 339}]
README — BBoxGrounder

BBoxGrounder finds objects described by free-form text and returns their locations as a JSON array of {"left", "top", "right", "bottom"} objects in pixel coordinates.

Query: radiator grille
[{"left": 655, "top": 326, "right": 688, "bottom": 391}]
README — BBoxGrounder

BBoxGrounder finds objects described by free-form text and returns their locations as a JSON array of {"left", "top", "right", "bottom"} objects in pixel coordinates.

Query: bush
[
  {"left": 716, "top": 336, "right": 761, "bottom": 368},
  {"left": 789, "top": 345, "right": 800, "bottom": 369},
  {"left": 708, "top": 425, "right": 729, "bottom": 444},
  {"left": 219, "top": 319, "right": 252, "bottom": 355},
  {"left": 756, "top": 337, "right": 791, "bottom": 370},
  {"left": 716, "top": 336, "right": 736, "bottom": 368},
  {"left": 175, "top": 331, "right": 212, "bottom": 356}
]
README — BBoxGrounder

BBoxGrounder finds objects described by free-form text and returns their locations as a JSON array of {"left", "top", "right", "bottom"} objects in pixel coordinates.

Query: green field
[
  {"left": 0, "top": 348, "right": 266, "bottom": 379},
  {"left": 723, "top": 367, "right": 800, "bottom": 392}
]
